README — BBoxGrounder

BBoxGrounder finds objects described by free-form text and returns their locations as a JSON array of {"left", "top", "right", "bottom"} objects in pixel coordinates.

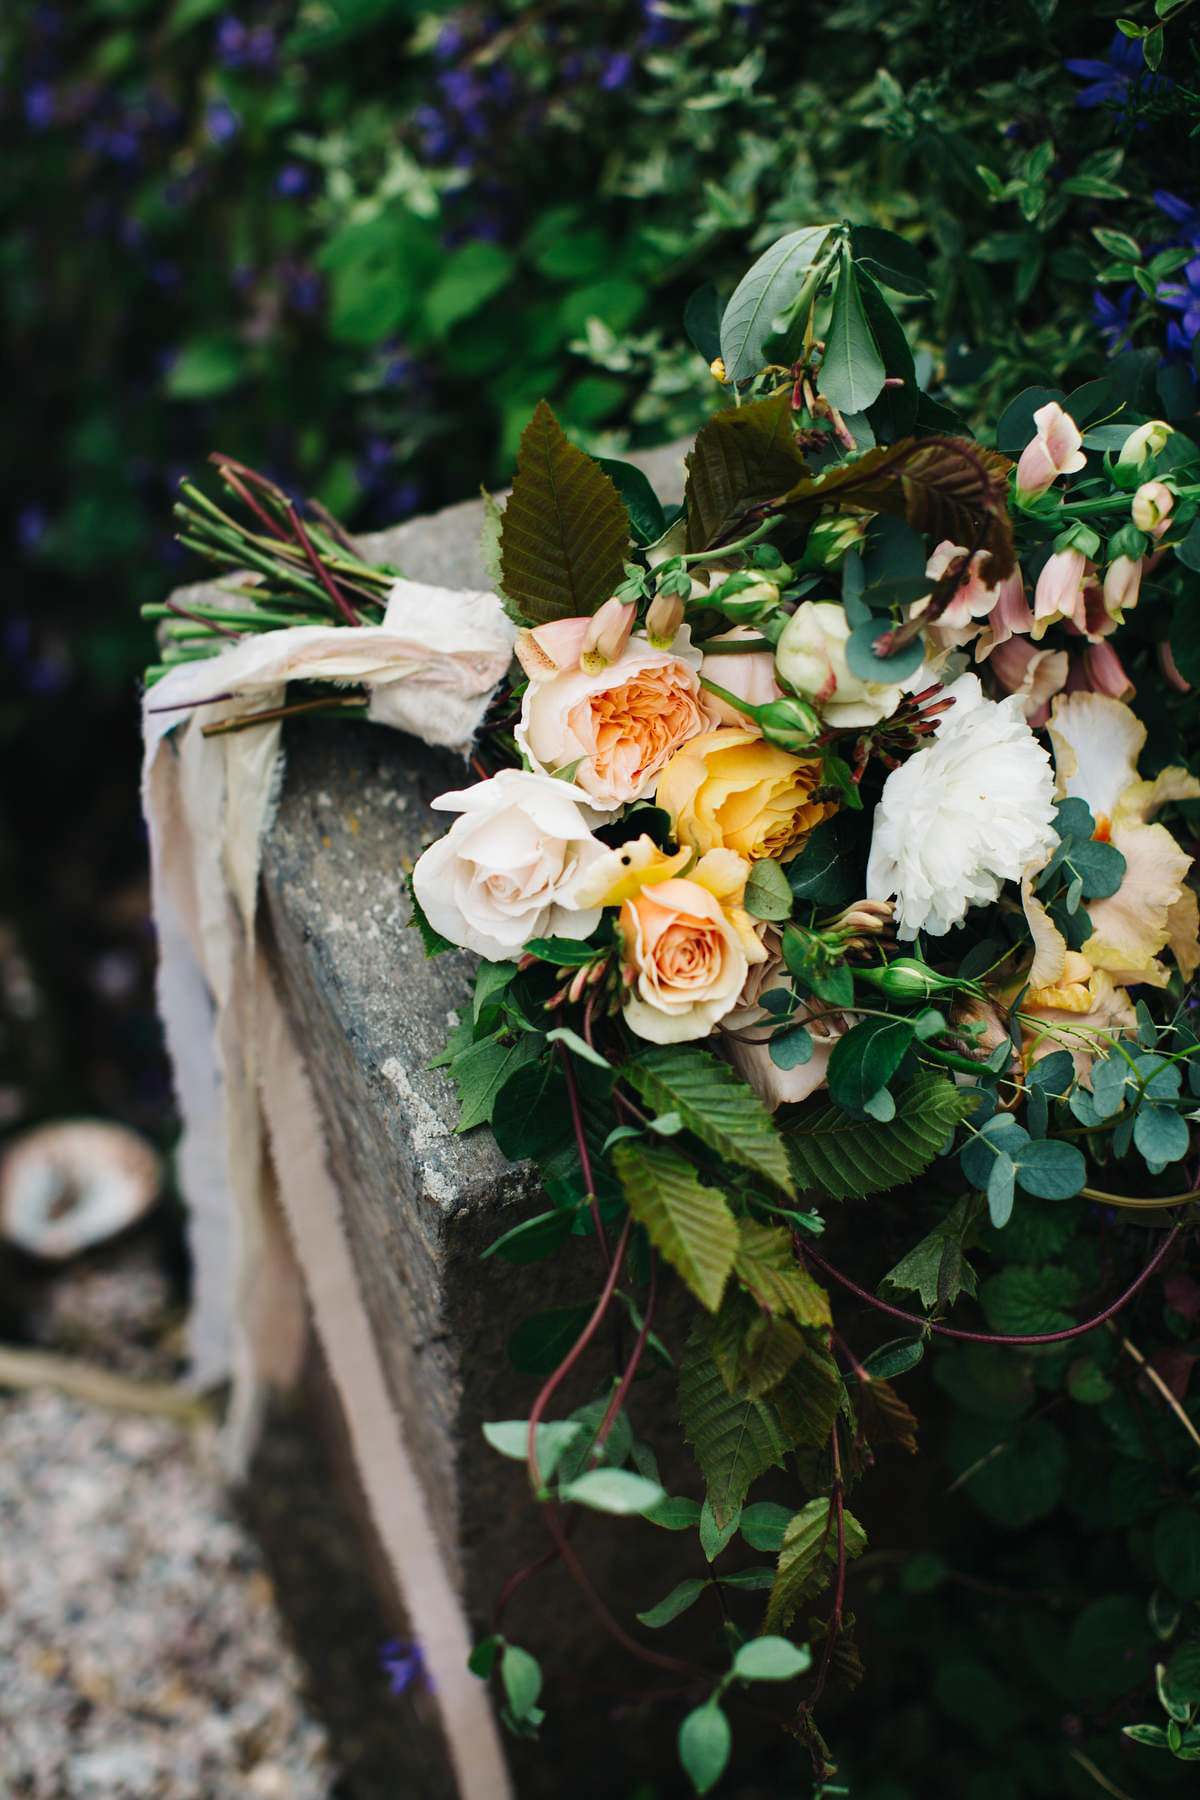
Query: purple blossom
[
  {"left": 17, "top": 510, "right": 45, "bottom": 554},
  {"left": 288, "top": 269, "right": 323, "bottom": 315},
  {"left": 1091, "top": 285, "right": 1136, "bottom": 355},
  {"left": 380, "top": 1639, "right": 430, "bottom": 1696},
  {"left": 24, "top": 84, "right": 56, "bottom": 129},
  {"left": 1065, "top": 32, "right": 1172, "bottom": 116},
  {"left": 216, "top": 17, "right": 249, "bottom": 68},
  {"left": 1158, "top": 254, "right": 1200, "bottom": 347},
  {"left": 599, "top": 50, "right": 634, "bottom": 92},
  {"left": 205, "top": 97, "right": 241, "bottom": 147},
  {"left": 1154, "top": 190, "right": 1200, "bottom": 247},
  {"left": 434, "top": 22, "right": 465, "bottom": 62},
  {"left": 275, "top": 162, "right": 311, "bottom": 197}
]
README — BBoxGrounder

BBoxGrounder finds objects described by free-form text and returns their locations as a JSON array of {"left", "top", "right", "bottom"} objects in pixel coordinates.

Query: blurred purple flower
[
  {"left": 275, "top": 162, "right": 311, "bottom": 197},
  {"left": 434, "top": 22, "right": 465, "bottom": 62},
  {"left": 1154, "top": 190, "right": 1200, "bottom": 246},
  {"left": 1158, "top": 255, "right": 1200, "bottom": 347},
  {"left": 4, "top": 616, "right": 33, "bottom": 657},
  {"left": 216, "top": 17, "right": 248, "bottom": 68},
  {"left": 24, "top": 84, "right": 56, "bottom": 129},
  {"left": 600, "top": 50, "right": 634, "bottom": 92},
  {"left": 1091, "top": 285, "right": 1135, "bottom": 354},
  {"left": 17, "top": 509, "right": 46, "bottom": 554},
  {"left": 1065, "top": 32, "right": 1171, "bottom": 115},
  {"left": 288, "top": 269, "right": 323, "bottom": 315},
  {"left": 205, "top": 97, "right": 241, "bottom": 147},
  {"left": 380, "top": 1638, "right": 430, "bottom": 1696},
  {"left": 244, "top": 26, "right": 277, "bottom": 70}
]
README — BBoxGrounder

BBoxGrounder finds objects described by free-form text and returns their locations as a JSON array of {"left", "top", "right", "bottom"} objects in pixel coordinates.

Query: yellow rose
[{"left": 655, "top": 726, "right": 833, "bottom": 863}]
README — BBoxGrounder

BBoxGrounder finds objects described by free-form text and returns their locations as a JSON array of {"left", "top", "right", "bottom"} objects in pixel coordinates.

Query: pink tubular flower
[
  {"left": 1160, "top": 641, "right": 1190, "bottom": 693},
  {"left": 1131, "top": 480, "right": 1174, "bottom": 535},
  {"left": 514, "top": 616, "right": 591, "bottom": 679},
  {"left": 1079, "top": 639, "right": 1135, "bottom": 702},
  {"left": 974, "top": 568, "right": 1035, "bottom": 660},
  {"left": 1102, "top": 555, "right": 1143, "bottom": 623},
  {"left": 924, "top": 541, "right": 1000, "bottom": 628},
  {"left": 988, "top": 638, "right": 1069, "bottom": 725},
  {"left": 1032, "top": 548, "right": 1094, "bottom": 638},
  {"left": 1014, "top": 402, "right": 1088, "bottom": 498},
  {"left": 581, "top": 595, "right": 637, "bottom": 671}
]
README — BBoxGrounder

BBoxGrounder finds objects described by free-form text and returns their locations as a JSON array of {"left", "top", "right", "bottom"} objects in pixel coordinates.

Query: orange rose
[
  {"left": 516, "top": 629, "right": 711, "bottom": 813},
  {"left": 655, "top": 727, "right": 832, "bottom": 863},
  {"left": 620, "top": 875, "right": 756, "bottom": 1043}
]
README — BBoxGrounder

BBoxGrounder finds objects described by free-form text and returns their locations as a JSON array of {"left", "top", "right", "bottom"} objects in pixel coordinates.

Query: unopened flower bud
[
  {"left": 710, "top": 357, "right": 728, "bottom": 383},
  {"left": 1117, "top": 418, "right": 1172, "bottom": 467},
  {"left": 756, "top": 695, "right": 821, "bottom": 752},
  {"left": 802, "top": 514, "right": 865, "bottom": 571},
  {"left": 1131, "top": 480, "right": 1173, "bottom": 534},
  {"left": 645, "top": 588, "right": 685, "bottom": 648},
  {"left": 580, "top": 594, "right": 636, "bottom": 672},
  {"left": 717, "top": 577, "right": 781, "bottom": 624},
  {"left": 1102, "top": 554, "right": 1143, "bottom": 621},
  {"left": 827, "top": 899, "right": 894, "bottom": 941},
  {"left": 856, "top": 957, "right": 967, "bottom": 1001}
]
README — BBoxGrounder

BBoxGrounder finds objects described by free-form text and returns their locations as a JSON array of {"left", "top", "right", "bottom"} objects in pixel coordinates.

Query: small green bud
[
  {"left": 856, "top": 958, "right": 965, "bottom": 1001},
  {"left": 757, "top": 696, "right": 821, "bottom": 753}
]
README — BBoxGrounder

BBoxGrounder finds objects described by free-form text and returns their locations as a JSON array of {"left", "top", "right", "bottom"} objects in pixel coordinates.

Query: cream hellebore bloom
[
  {"left": 411, "top": 769, "right": 607, "bottom": 961},
  {"left": 775, "top": 600, "right": 907, "bottom": 729},
  {"left": 516, "top": 622, "right": 711, "bottom": 812},
  {"left": 866, "top": 675, "right": 1058, "bottom": 938},
  {"left": 1014, "top": 401, "right": 1088, "bottom": 498},
  {"left": 1046, "top": 691, "right": 1200, "bottom": 987}
]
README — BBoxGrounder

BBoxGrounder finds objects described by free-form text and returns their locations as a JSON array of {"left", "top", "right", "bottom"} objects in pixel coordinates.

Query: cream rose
[
  {"left": 412, "top": 769, "right": 607, "bottom": 961},
  {"left": 655, "top": 726, "right": 832, "bottom": 864},
  {"left": 516, "top": 627, "right": 711, "bottom": 813},
  {"left": 774, "top": 600, "right": 907, "bottom": 729},
  {"left": 620, "top": 874, "right": 758, "bottom": 1044}
]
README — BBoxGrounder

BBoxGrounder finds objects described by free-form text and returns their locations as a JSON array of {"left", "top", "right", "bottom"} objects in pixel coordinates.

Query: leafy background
[{"left": 1, "top": 0, "right": 1198, "bottom": 1793}]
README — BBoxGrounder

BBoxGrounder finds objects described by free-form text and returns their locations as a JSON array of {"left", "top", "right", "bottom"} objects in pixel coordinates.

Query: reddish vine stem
[
  {"left": 165, "top": 597, "right": 242, "bottom": 640},
  {"left": 211, "top": 457, "right": 294, "bottom": 543},
  {"left": 593, "top": 1251, "right": 658, "bottom": 1458},
  {"left": 287, "top": 501, "right": 361, "bottom": 626},
  {"left": 537, "top": 1503, "right": 699, "bottom": 1677},
  {"left": 802, "top": 1224, "right": 1184, "bottom": 1346},
  {"left": 525, "top": 1214, "right": 632, "bottom": 1489},
  {"left": 803, "top": 1430, "right": 846, "bottom": 1716},
  {"left": 557, "top": 1027, "right": 611, "bottom": 1273}
]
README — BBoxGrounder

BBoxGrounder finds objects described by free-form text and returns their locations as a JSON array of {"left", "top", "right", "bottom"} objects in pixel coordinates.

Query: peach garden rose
[
  {"left": 655, "top": 726, "right": 833, "bottom": 864},
  {"left": 515, "top": 624, "right": 711, "bottom": 812},
  {"left": 619, "top": 854, "right": 766, "bottom": 1044}
]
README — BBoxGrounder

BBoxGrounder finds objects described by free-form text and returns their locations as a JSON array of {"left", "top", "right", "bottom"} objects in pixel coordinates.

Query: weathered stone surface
[{"left": 259, "top": 451, "right": 704, "bottom": 1796}]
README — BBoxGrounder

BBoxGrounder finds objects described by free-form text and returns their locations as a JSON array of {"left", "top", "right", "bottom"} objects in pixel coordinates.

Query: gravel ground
[{"left": 0, "top": 1388, "right": 333, "bottom": 1800}]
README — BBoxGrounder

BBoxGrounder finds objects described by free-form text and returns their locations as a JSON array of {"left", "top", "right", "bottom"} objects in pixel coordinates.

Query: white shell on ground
[{"left": 0, "top": 1120, "right": 162, "bottom": 1260}]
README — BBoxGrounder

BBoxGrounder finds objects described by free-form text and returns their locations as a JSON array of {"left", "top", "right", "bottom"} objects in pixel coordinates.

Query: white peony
[
  {"left": 412, "top": 769, "right": 607, "bottom": 961},
  {"left": 866, "top": 675, "right": 1058, "bottom": 938}
]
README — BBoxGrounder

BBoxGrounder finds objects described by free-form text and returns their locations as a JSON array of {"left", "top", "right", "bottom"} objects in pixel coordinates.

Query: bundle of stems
[{"left": 142, "top": 455, "right": 399, "bottom": 685}]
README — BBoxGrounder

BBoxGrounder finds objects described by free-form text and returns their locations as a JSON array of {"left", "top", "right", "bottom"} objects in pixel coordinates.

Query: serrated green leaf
[
  {"left": 820, "top": 261, "right": 887, "bottom": 416},
  {"left": 499, "top": 401, "right": 629, "bottom": 624},
  {"left": 772, "top": 1336, "right": 844, "bottom": 1447},
  {"left": 881, "top": 1196, "right": 980, "bottom": 1308},
  {"left": 786, "top": 1072, "right": 980, "bottom": 1200},
  {"left": 679, "top": 1329, "right": 793, "bottom": 1527},
  {"left": 452, "top": 1031, "right": 544, "bottom": 1133},
  {"left": 733, "top": 1220, "right": 831, "bottom": 1327},
  {"left": 624, "top": 1046, "right": 794, "bottom": 1195},
  {"left": 699, "top": 1496, "right": 741, "bottom": 1561},
  {"left": 684, "top": 389, "right": 809, "bottom": 553},
  {"left": 637, "top": 1578, "right": 709, "bottom": 1629},
  {"left": 765, "top": 1498, "right": 867, "bottom": 1631},
  {"left": 706, "top": 1294, "right": 807, "bottom": 1399},
  {"left": 979, "top": 1264, "right": 1078, "bottom": 1336},
  {"left": 613, "top": 1141, "right": 738, "bottom": 1312},
  {"left": 720, "top": 225, "right": 836, "bottom": 384}
]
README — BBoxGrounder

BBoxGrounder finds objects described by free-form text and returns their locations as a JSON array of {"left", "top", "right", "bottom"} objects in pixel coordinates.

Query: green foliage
[
  {"left": 785, "top": 1071, "right": 981, "bottom": 1199},
  {"left": 613, "top": 1139, "right": 738, "bottom": 1312},
  {"left": 766, "top": 1499, "right": 868, "bottom": 1632},
  {"left": 679, "top": 1328, "right": 792, "bottom": 1528},
  {"left": 683, "top": 388, "right": 808, "bottom": 552},
  {"left": 623, "top": 1046, "right": 795, "bottom": 1196},
  {"left": 498, "top": 401, "right": 630, "bottom": 624}
]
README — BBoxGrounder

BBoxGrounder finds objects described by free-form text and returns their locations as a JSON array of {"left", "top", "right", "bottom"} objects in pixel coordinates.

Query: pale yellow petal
[
  {"left": 1166, "top": 886, "right": 1200, "bottom": 981},
  {"left": 572, "top": 836, "right": 691, "bottom": 909},
  {"left": 1082, "top": 816, "right": 1192, "bottom": 987},
  {"left": 1116, "top": 766, "right": 1200, "bottom": 827},
  {"left": 1046, "top": 691, "right": 1145, "bottom": 824},
  {"left": 1020, "top": 870, "right": 1067, "bottom": 990}
]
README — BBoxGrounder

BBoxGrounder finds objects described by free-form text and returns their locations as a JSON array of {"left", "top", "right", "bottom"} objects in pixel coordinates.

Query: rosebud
[
  {"left": 855, "top": 957, "right": 969, "bottom": 1001},
  {"left": 756, "top": 695, "right": 821, "bottom": 752},
  {"left": 801, "top": 514, "right": 866, "bottom": 570},
  {"left": 580, "top": 594, "right": 636, "bottom": 673},
  {"left": 1131, "top": 480, "right": 1173, "bottom": 534},
  {"left": 644, "top": 588, "right": 685, "bottom": 648},
  {"left": 1117, "top": 418, "right": 1173, "bottom": 467},
  {"left": 714, "top": 575, "right": 781, "bottom": 624}
]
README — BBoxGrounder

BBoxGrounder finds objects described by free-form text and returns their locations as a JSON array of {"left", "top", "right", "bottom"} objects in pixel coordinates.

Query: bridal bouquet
[{"left": 156, "top": 221, "right": 1200, "bottom": 1793}]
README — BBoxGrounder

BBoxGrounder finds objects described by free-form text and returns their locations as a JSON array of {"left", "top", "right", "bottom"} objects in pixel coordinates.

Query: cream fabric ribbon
[{"left": 142, "top": 577, "right": 516, "bottom": 1799}]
